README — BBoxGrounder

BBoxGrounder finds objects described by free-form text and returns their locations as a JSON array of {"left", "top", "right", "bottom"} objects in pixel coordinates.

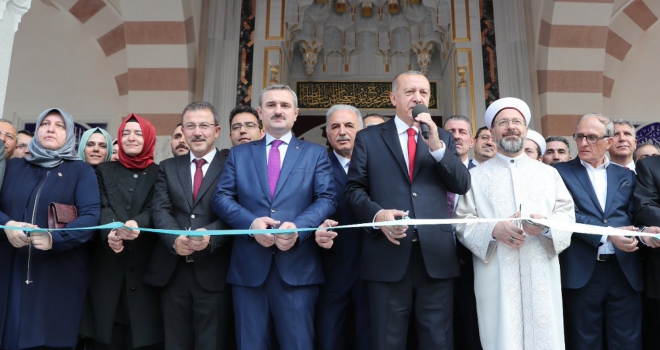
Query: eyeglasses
[
  {"left": 0, "top": 131, "right": 16, "bottom": 141},
  {"left": 16, "top": 143, "right": 28, "bottom": 149},
  {"left": 231, "top": 122, "right": 258, "bottom": 132},
  {"left": 183, "top": 123, "right": 216, "bottom": 132},
  {"left": 573, "top": 133, "right": 609, "bottom": 145},
  {"left": 495, "top": 119, "right": 525, "bottom": 128}
]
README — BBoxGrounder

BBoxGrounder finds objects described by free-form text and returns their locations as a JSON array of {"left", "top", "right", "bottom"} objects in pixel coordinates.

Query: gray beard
[{"left": 499, "top": 137, "right": 524, "bottom": 153}]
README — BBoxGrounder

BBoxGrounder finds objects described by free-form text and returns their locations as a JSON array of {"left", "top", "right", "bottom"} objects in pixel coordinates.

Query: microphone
[{"left": 412, "top": 104, "right": 430, "bottom": 140}]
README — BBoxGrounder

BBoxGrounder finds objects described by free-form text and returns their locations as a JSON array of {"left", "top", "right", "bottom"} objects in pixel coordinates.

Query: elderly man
[
  {"left": 11, "top": 130, "right": 33, "bottom": 158},
  {"left": 314, "top": 104, "right": 370, "bottom": 350},
  {"left": 523, "top": 129, "right": 545, "bottom": 161},
  {"left": 228, "top": 105, "right": 264, "bottom": 146},
  {"left": 0, "top": 120, "right": 17, "bottom": 160},
  {"left": 608, "top": 119, "right": 637, "bottom": 172},
  {"left": 455, "top": 97, "right": 574, "bottom": 350},
  {"left": 555, "top": 114, "right": 643, "bottom": 349},
  {"left": 543, "top": 136, "right": 572, "bottom": 165},
  {"left": 470, "top": 126, "right": 496, "bottom": 168},
  {"left": 346, "top": 70, "right": 470, "bottom": 349},
  {"left": 170, "top": 123, "right": 190, "bottom": 157},
  {"left": 634, "top": 142, "right": 660, "bottom": 163}
]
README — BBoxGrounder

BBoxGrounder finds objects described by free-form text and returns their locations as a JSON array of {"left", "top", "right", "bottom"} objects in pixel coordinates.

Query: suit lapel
[
  {"left": 570, "top": 158, "right": 604, "bottom": 214},
  {"left": 604, "top": 164, "right": 619, "bottom": 215},
  {"left": 329, "top": 152, "right": 348, "bottom": 189},
  {"left": 193, "top": 150, "right": 223, "bottom": 205},
  {"left": 252, "top": 138, "right": 271, "bottom": 201},
  {"left": 380, "top": 120, "right": 409, "bottom": 181},
  {"left": 176, "top": 155, "right": 194, "bottom": 209},
  {"left": 274, "top": 137, "right": 303, "bottom": 198},
  {"left": 412, "top": 132, "right": 427, "bottom": 182}
]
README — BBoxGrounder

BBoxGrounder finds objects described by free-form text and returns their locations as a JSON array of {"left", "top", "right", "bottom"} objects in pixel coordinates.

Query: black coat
[
  {"left": 633, "top": 156, "right": 660, "bottom": 298},
  {"left": 80, "top": 161, "right": 162, "bottom": 347},
  {"left": 144, "top": 151, "right": 231, "bottom": 291}
]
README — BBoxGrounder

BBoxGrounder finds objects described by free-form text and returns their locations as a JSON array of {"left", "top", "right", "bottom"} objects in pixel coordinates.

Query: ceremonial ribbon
[{"left": 0, "top": 217, "right": 656, "bottom": 238}]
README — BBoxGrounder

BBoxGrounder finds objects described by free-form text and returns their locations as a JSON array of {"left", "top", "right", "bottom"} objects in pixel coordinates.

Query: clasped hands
[
  {"left": 5, "top": 220, "right": 53, "bottom": 250},
  {"left": 250, "top": 217, "right": 298, "bottom": 251}
]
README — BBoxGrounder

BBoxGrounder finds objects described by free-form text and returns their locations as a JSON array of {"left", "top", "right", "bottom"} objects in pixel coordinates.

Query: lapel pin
[
  {"left": 58, "top": 172, "right": 62, "bottom": 177},
  {"left": 296, "top": 146, "right": 299, "bottom": 150}
]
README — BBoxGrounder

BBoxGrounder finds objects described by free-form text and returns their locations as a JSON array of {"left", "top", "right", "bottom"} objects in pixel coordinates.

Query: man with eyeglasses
[
  {"left": 455, "top": 97, "right": 574, "bottom": 350},
  {"left": 11, "top": 130, "right": 33, "bottom": 158},
  {"left": 554, "top": 113, "right": 643, "bottom": 349},
  {"left": 0, "top": 120, "right": 17, "bottom": 160},
  {"left": 228, "top": 105, "right": 264, "bottom": 146},
  {"left": 146, "top": 101, "right": 233, "bottom": 350},
  {"left": 470, "top": 126, "right": 496, "bottom": 168}
]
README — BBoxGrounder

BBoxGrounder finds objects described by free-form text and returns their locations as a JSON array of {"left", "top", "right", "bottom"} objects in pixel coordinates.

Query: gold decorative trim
[
  {"left": 263, "top": 46, "right": 282, "bottom": 87},
  {"left": 451, "top": 0, "right": 470, "bottom": 43},
  {"left": 451, "top": 52, "right": 457, "bottom": 116},
  {"left": 266, "top": 0, "right": 286, "bottom": 40},
  {"left": 456, "top": 48, "right": 476, "bottom": 134}
]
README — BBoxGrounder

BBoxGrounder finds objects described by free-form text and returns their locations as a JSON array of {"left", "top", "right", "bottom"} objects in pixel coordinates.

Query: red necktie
[
  {"left": 407, "top": 128, "right": 416, "bottom": 183},
  {"left": 193, "top": 158, "right": 207, "bottom": 201}
]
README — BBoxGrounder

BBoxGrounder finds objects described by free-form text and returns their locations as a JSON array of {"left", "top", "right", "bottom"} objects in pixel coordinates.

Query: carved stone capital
[{"left": 300, "top": 40, "right": 323, "bottom": 77}]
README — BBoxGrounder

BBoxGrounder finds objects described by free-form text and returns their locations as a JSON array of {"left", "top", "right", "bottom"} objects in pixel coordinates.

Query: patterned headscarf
[
  {"left": 26, "top": 108, "right": 80, "bottom": 168},
  {"left": 117, "top": 114, "right": 156, "bottom": 170},
  {"left": 78, "top": 127, "right": 113, "bottom": 163}
]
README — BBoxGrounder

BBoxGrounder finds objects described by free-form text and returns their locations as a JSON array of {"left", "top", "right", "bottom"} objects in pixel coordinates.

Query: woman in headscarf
[
  {"left": 81, "top": 114, "right": 162, "bottom": 349},
  {"left": 0, "top": 108, "right": 101, "bottom": 349},
  {"left": 78, "top": 127, "right": 113, "bottom": 167}
]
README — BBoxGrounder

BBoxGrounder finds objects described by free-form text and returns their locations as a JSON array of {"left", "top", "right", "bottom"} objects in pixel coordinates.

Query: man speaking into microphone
[{"left": 346, "top": 70, "right": 470, "bottom": 349}]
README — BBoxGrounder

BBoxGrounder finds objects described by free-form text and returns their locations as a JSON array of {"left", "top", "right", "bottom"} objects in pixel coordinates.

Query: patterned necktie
[
  {"left": 407, "top": 128, "right": 416, "bottom": 183},
  {"left": 345, "top": 160, "right": 350, "bottom": 174},
  {"left": 268, "top": 140, "right": 283, "bottom": 198},
  {"left": 192, "top": 158, "right": 207, "bottom": 201},
  {"left": 447, "top": 192, "right": 456, "bottom": 218}
]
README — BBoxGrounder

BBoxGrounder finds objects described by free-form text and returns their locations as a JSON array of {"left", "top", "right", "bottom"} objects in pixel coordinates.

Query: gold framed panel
[
  {"left": 455, "top": 48, "right": 476, "bottom": 134},
  {"left": 451, "top": 0, "right": 471, "bottom": 43},
  {"left": 263, "top": 46, "right": 283, "bottom": 88},
  {"left": 266, "top": 0, "right": 286, "bottom": 40}
]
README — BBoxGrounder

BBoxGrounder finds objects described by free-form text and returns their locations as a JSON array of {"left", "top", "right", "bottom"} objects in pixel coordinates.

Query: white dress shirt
[
  {"left": 189, "top": 148, "right": 217, "bottom": 188},
  {"left": 580, "top": 158, "right": 614, "bottom": 254}
]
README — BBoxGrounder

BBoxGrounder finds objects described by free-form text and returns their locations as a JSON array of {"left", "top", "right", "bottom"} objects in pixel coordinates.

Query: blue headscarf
[
  {"left": 77, "top": 127, "right": 113, "bottom": 163},
  {"left": 26, "top": 108, "right": 81, "bottom": 168}
]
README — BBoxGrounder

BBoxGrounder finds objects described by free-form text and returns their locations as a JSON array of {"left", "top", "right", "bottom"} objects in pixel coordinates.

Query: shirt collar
[
  {"left": 333, "top": 151, "right": 350, "bottom": 169},
  {"left": 394, "top": 116, "right": 419, "bottom": 136},
  {"left": 265, "top": 132, "right": 293, "bottom": 146},
  {"left": 580, "top": 157, "right": 610, "bottom": 170},
  {"left": 189, "top": 148, "right": 217, "bottom": 164},
  {"left": 495, "top": 152, "right": 527, "bottom": 165}
]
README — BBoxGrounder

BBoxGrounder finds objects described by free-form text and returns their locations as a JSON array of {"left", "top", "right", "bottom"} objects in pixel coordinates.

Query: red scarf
[{"left": 117, "top": 114, "right": 156, "bottom": 170}]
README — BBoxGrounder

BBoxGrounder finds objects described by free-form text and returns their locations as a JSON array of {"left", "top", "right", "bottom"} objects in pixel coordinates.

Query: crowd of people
[{"left": 1, "top": 70, "right": 660, "bottom": 350}]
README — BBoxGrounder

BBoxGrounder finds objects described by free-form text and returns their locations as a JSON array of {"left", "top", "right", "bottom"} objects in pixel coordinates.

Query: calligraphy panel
[{"left": 296, "top": 82, "right": 438, "bottom": 109}]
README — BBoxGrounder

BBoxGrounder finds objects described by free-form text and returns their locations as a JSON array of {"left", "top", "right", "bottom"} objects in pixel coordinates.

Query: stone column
[
  {"left": 203, "top": 0, "right": 242, "bottom": 149},
  {"left": 0, "top": 0, "right": 31, "bottom": 117}
]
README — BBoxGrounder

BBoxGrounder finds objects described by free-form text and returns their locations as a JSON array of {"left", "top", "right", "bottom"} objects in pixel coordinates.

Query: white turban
[
  {"left": 526, "top": 129, "right": 546, "bottom": 156},
  {"left": 484, "top": 97, "right": 531, "bottom": 129}
]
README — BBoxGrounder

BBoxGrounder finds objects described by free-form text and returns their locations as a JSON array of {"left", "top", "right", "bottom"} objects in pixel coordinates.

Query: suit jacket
[
  {"left": 554, "top": 157, "right": 642, "bottom": 291},
  {"left": 144, "top": 151, "right": 231, "bottom": 292},
  {"left": 212, "top": 136, "right": 336, "bottom": 287},
  {"left": 468, "top": 159, "right": 477, "bottom": 170},
  {"left": 633, "top": 156, "right": 660, "bottom": 298},
  {"left": 345, "top": 118, "right": 471, "bottom": 282},
  {"left": 81, "top": 162, "right": 162, "bottom": 347},
  {"left": 319, "top": 153, "right": 363, "bottom": 292}
]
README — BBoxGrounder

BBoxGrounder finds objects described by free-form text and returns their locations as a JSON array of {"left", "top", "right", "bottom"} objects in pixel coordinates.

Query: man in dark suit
[
  {"left": 212, "top": 84, "right": 335, "bottom": 350},
  {"left": 345, "top": 70, "right": 471, "bottom": 349},
  {"left": 470, "top": 126, "right": 495, "bottom": 169},
  {"left": 145, "top": 101, "right": 232, "bottom": 350},
  {"left": 554, "top": 113, "right": 643, "bottom": 349},
  {"left": 314, "top": 104, "right": 369, "bottom": 350},
  {"left": 632, "top": 155, "right": 660, "bottom": 349}
]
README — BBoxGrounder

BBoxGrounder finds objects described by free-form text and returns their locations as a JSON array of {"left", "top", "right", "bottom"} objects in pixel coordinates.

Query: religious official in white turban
[
  {"left": 455, "top": 97, "right": 575, "bottom": 350},
  {"left": 524, "top": 129, "right": 546, "bottom": 161}
]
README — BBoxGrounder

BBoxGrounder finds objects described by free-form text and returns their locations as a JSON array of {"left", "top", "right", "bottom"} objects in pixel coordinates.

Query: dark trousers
[
  {"left": 563, "top": 259, "right": 642, "bottom": 350},
  {"left": 161, "top": 260, "right": 231, "bottom": 350},
  {"left": 453, "top": 242, "right": 482, "bottom": 350},
  {"left": 232, "top": 263, "right": 319, "bottom": 350},
  {"left": 367, "top": 242, "right": 454, "bottom": 350},
  {"left": 315, "top": 279, "right": 370, "bottom": 350},
  {"left": 83, "top": 323, "right": 163, "bottom": 350}
]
